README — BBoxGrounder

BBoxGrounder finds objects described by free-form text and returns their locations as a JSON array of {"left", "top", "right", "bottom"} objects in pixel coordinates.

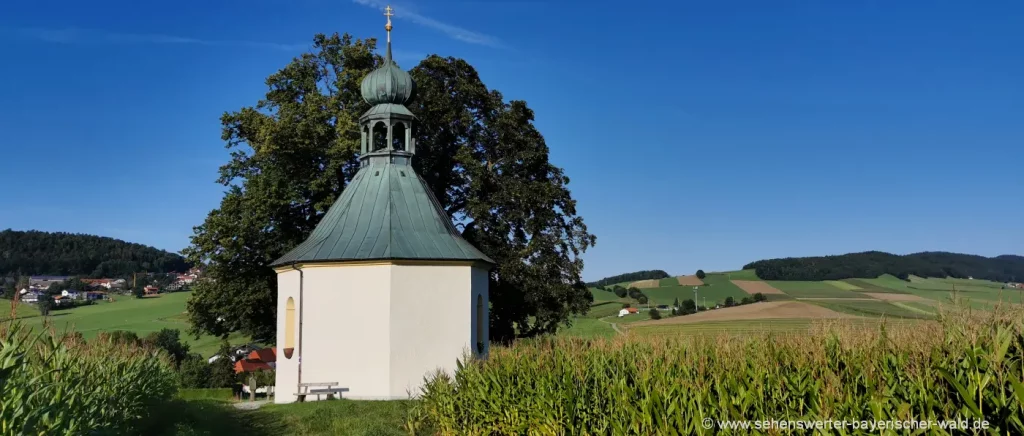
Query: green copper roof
[
  {"left": 271, "top": 161, "right": 494, "bottom": 266},
  {"left": 362, "top": 103, "right": 414, "bottom": 118},
  {"left": 360, "top": 44, "right": 414, "bottom": 106}
]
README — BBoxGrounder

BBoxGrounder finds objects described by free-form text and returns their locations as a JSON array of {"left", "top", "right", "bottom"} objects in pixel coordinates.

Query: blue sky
[{"left": 1, "top": 0, "right": 1021, "bottom": 281}]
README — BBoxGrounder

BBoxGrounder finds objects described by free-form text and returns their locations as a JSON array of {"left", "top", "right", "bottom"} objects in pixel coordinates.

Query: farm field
[
  {"left": 807, "top": 300, "right": 935, "bottom": 320},
  {"left": 825, "top": 280, "right": 861, "bottom": 290},
  {"left": 584, "top": 271, "right": 1019, "bottom": 341},
  {"left": 630, "top": 317, "right": 934, "bottom": 337},
  {"left": 657, "top": 277, "right": 678, "bottom": 287},
  {"left": 722, "top": 269, "right": 760, "bottom": 280},
  {"left": 768, "top": 280, "right": 865, "bottom": 299},
  {"left": 1, "top": 292, "right": 248, "bottom": 358},
  {"left": 630, "top": 318, "right": 815, "bottom": 336},
  {"left": 631, "top": 301, "right": 853, "bottom": 326}
]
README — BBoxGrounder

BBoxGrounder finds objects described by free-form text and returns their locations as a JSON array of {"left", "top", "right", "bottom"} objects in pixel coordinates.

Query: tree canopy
[
  {"left": 184, "top": 34, "right": 594, "bottom": 344},
  {"left": 744, "top": 251, "right": 1024, "bottom": 282},
  {"left": 586, "top": 270, "right": 670, "bottom": 288},
  {"left": 0, "top": 230, "right": 187, "bottom": 277}
]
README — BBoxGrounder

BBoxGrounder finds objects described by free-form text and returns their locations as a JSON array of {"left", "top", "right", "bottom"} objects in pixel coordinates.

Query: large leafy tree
[{"left": 184, "top": 33, "right": 594, "bottom": 344}]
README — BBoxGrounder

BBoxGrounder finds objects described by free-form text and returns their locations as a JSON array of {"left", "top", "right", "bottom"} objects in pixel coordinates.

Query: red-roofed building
[
  {"left": 234, "top": 347, "right": 277, "bottom": 374},
  {"left": 82, "top": 278, "right": 113, "bottom": 289}
]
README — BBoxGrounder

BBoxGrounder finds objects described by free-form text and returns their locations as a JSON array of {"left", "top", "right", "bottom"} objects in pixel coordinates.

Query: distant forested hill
[
  {"left": 744, "top": 251, "right": 1024, "bottom": 282},
  {"left": 0, "top": 229, "right": 188, "bottom": 277},
  {"left": 587, "top": 270, "right": 670, "bottom": 287}
]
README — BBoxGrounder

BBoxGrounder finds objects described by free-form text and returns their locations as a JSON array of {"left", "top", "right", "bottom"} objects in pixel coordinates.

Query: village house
[
  {"left": 618, "top": 307, "right": 640, "bottom": 317},
  {"left": 61, "top": 289, "right": 81, "bottom": 300},
  {"left": 29, "top": 276, "right": 69, "bottom": 289},
  {"left": 143, "top": 285, "right": 159, "bottom": 296},
  {"left": 19, "top": 290, "right": 41, "bottom": 303},
  {"left": 82, "top": 278, "right": 115, "bottom": 289},
  {"left": 237, "top": 347, "right": 277, "bottom": 399}
]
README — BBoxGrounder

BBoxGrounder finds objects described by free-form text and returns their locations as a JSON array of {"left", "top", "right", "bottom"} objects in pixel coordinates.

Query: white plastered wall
[
  {"left": 275, "top": 262, "right": 489, "bottom": 402},
  {"left": 274, "top": 269, "right": 300, "bottom": 403},
  {"left": 388, "top": 264, "right": 489, "bottom": 399}
]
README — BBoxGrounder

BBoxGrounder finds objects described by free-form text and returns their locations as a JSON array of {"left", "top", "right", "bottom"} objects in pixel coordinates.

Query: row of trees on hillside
[
  {"left": 0, "top": 230, "right": 189, "bottom": 277},
  {"left": 587, "top": 270, "right": 669, "bottom": 288},
  {"left": 597, "top": 285, "right": 649, "bottom": 304},
  {"left": 648, "top": 294, "right": 767, "bottom": 320},
  {"left": 744, "top": 251, "right": 1024, "bottom": 282}
]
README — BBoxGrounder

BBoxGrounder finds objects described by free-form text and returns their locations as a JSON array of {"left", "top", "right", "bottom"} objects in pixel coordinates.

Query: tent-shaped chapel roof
[{"left": 271, "top": 7, "right": 493, "bottom": 268}]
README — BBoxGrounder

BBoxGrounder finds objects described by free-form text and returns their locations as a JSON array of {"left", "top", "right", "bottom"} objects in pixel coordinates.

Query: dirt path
[
  {"left": 233, "top": 400, "right": 270, "bottom": 410},
  {"left": 631, "top": 301, "right": 855, "bottom": 326},
  {"left": 796, "top": 298, "right": 880, "bottom": 301},
  {"left": 599, "top": 317, "right": 625, "bottom": 335}
]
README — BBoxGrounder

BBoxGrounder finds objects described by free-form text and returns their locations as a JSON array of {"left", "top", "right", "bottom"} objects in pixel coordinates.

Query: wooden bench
[{"left": 295, "top": 382, "right": 349, "bottom": 402}]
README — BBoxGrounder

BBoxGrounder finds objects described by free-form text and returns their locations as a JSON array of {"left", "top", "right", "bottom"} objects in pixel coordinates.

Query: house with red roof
[{"left": 234, "top": 347, "right": 277, "bottom": 374}]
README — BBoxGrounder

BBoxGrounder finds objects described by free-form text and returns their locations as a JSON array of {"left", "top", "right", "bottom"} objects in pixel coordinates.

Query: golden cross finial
[{"left": 384, "top": 5, "right": 394, "bottom": 39}]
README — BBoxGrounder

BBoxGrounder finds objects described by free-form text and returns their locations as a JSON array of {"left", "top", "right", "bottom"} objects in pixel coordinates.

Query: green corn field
[
  {"left": 408, "top": 304, "right": 1024, "bottom": 435},
  {"left": 0, "top": 323, "right": 177, "bottom": 435}
]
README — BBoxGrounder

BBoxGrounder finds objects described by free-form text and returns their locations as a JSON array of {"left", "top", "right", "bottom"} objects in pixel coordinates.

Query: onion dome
[{"left": 360, "top": 43, "right": 414, "bottom": 105}]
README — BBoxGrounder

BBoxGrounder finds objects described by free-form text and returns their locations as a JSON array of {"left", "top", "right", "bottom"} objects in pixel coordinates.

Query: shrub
[
  {"left": 696, "top": 269, "right": 706, "bottom": 280},
  {"left": 101, "top": 330, "right": 141, "bottom": 346},
  {"left": 648, "top": 308, "right": 661, "bottom": 320},
  {"left": 753, "top": 292, "right": 766, "bottom": 302},
  {"left": 178, "top": 353, "right": 212, "bottom": 388},
  {"left": 37, "top": 298, "right": 52, "bottom": 316},
  {"left": 724, "top": 296, "right": 735, "bottom": 307},
  {"left": 681, "top": 299, "right": 696, "bottom": 312},
  {"left": 208, "top": 340, "right": 239, "bottom": 388},
  {"left": 0, "top": 323, "right": 176, "bottom": 434},
  {"left": 143, "top": 328, "right": 190, "bottom": 369},
  {"left": 613, "top": 286, "right": 627, "bottom": 299},
  {"left": 637, "top": 295, "right": 648, "bottom": 305},
  {"left": 409, "top": 306, "right": 1024, "bottom": 434}
]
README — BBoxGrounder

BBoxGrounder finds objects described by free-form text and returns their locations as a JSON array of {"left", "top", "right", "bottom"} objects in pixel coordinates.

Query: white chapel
[{"left": 270, "top": 6, "right": 493, "bottom": 402}]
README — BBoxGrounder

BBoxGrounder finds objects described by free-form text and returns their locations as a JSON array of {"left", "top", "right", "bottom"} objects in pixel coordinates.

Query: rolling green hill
[
  {"left": 578, "top": 267, "right": 1021, "bottom": 338},
  {"left": 2, "top": 292, "right": 246, "bottom": 358},
  {"left": 0, "top": 229, "right": 188, "bottom": 277},
  {"left": 744, "top": 250, "right": 1024, "bottom": 282}
]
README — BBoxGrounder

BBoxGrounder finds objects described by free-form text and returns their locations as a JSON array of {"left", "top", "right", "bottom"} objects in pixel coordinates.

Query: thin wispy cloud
[
  {"left": 8, "top": 27, "right": 308, "bottom": 51},
  {"left": 352, "top": 0, "right": 503, "bottom": 48}
]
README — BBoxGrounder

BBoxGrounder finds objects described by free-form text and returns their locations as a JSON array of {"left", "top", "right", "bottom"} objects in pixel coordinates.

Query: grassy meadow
[
  {"left": 0, "top": 298, "right": 41, "bottom": 321},
  {"left": 1, "top": 292, "right": 248, "bottom": 358}
]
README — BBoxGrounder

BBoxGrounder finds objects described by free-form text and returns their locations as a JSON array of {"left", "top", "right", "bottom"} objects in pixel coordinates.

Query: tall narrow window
[
  {"left": 284, "top": 297, "right": 296, "bottom": 359},
  {"left": 476, "top": 294, "right": 485, "bottom": 354},
  {"left": 372, "top": 122, "right": 388, "bottom": 151},
  {"left": 391, "top": 122, "right": 406, "bottom": 151}
]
